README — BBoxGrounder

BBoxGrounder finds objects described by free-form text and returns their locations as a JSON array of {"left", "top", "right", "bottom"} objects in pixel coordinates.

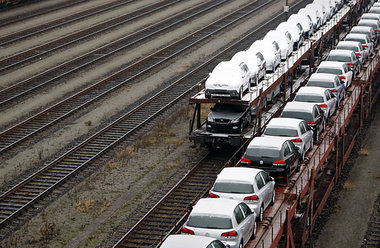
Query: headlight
[{"left": 230, "top": 118, "right": 239, "bottom": 124}]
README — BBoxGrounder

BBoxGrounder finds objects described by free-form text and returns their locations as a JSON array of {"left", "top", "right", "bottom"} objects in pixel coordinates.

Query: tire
[
  {"left": 295, "top": 159, "right": 301, "bottom": 172},
  {"left": 250, "top": 222, "right": 257, "bottom": 240},
  {"left": 257, "top": 205, "right": 264, "bottom": 222},
  {"left": 270, "top": 190, "right": 276, "bottom": 205}
]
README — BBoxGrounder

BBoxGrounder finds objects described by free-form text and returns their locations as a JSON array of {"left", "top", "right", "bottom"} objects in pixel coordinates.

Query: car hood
[{"left": 208, "top": 110, "right": 244, "bottom": 121}]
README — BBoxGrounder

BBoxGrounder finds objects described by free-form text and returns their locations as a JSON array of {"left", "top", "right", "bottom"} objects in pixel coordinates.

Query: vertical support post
[{"left": 196, "top": 103, "right": 201, "bottom": 129}]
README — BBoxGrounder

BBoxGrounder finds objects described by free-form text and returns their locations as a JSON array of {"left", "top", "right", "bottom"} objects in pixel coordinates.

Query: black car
[
  {"left": 240, "top": 136, "right": 301, "bottom": 183},
  {"left": 280, "top": 102, "right": 326, "bottom": 140},
  {"left": 206, "top": 103, "right": 252, "bottom": 133}
]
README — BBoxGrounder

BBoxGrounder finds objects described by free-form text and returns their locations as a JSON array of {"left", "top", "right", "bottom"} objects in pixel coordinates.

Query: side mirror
[{"left": 270, "top": 176, "right": 275, "bottom": 181}]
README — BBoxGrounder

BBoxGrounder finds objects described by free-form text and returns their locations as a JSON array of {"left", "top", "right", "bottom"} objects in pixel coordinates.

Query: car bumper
[
  {"left": 205, "top": 89, "right": 239, "bottom": 99},
  {"left": 206, "top": 122, "right": 241, "bottom": 133}
]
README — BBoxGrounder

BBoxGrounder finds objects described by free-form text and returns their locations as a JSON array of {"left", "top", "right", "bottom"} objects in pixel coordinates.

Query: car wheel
[
  {"left": 295, "top": 159, "right": 301, "bottom": 172},
  {"left": 270, "top": 190, "right": 276, "bottom": 205},
  {"left": 250, "top": 222, "right": 257, "bottom": 240},
  {"left": 257, "top": 205, "right": 264, "bottom": 222}
]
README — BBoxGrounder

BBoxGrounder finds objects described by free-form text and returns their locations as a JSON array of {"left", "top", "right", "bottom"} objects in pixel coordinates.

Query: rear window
[
  {"left": 264, "top": 127, "right": 298, "bottom": 137},
  {"left": 281, "top": 110, "right": 313, "bottom": 122},
  {"left": 187, "top": 215, "right": 232, "bottom": 229},
  {"left": 245, "top": 147, "right": 280, "bottom": 158},
  {"left": 307, "top": 80, "right": 335, "bottom": 88},
  {"left": 316, "top": 67, "right": 342, "bottom": 74},
  {"left": 295, "top": 94, "right": 324, "bottom": 103},
  {"left": 345, "top": 37, "right": 365, "bottom": 44},
  {"left": 213, "top": 182, "right": 254, "bottom": 194},
  {"left": 327, "top": 54, "right": 352, "bottom": 62}
]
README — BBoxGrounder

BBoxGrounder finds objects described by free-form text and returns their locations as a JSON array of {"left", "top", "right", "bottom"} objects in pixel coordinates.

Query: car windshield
[
  {"left": 317, "top": 67, "right": 342, "bottom": 74},
  {"left": 307, "top": 80, "right": 335, "bottom": 88},
  {"left": 295, "top": 94, "right": 324, "bottom": 103},
  {"left": 213, "top": 103, "right": 246, "bottom": 113},
  {"left": 281, "top": 111, "right": 313, "bottom": 122},
  {"left": 327, "top": 55, "right": 352, "bottom": 62},
  {"left": 187, "top": 215, "right": 232, "bottom": 229},
  {"left": 245, "top": 147, "right": 280, "bottom": 158},
  {"left": 213, "top": 182, "right": 254, "bottom": 194},
  {"left": 337, "top": 45, "right": 359, "bottom": 52},
  {"left": 264, "top": 127, "right": 298, "bottom": 137}
]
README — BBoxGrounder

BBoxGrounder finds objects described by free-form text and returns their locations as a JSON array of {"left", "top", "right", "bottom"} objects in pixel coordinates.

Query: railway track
[
  {"left": 0, "top": 0, "right": 306, "bottom": 237},
  {"left": 0, "top": 0, "right": 229, "bottom": 107},
  {"left": 0, "top": 0, "right": 273, "bottom": 154},
  {"left": 0, "top": 0, "right": 135, "bottom": 46},
  {"left": 0, "top": 0, "right": 183, "bottom": 73},
  {"left": 113, "top": 152, "right": 231, "bottom": 248},
  {"left": 363, "top": 193, "right": 380, "bottom": 248}
]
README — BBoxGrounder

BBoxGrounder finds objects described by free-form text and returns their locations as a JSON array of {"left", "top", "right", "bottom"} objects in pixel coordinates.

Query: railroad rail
[
  {"left": 0, "top": 0, "right": 308, "bottom": 238},
  {"left": 0, "top": 0, "right": 183, "bottom": 73},
  {"left": 0, "top": 0, "right": 275, "bottom": 154},
  {"left": 0, "top": 0, "right": 228, "bottom": 105},
  {"left": 0, "top": 0, "right": 135, "bottom": 46}
]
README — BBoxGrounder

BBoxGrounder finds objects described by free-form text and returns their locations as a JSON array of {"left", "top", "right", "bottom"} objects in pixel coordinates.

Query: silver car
[
  {"left": 263, "top": 117, "right": 314, "bottom": 160},
  {"left": 183, "top": 198, "right": 256, "bottom": 248},
  {"left": 294, "top": 86, "right": 337, "bottom": 120},
  {"left": 160, "top": 235, "right": 226, "bottom": 248},
  {"left": 209, "top": 167, "right": 275, "bottom": 222},
  {"left": 305, "top": 73, "right": 346, "bottom": 106}
]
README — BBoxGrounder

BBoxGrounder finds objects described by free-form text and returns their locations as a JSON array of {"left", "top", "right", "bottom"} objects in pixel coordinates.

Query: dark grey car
[{"left": 206, "top": 103, "right": 251, "bottom": 133}]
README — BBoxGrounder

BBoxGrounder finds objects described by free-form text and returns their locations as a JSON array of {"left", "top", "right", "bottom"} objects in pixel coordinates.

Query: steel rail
[
  {"left": 0, "top": 0, "right": 278, "bottom": 231},
  {"left": 0, "top": 0, "right": 183, "bottom": 73},
  {"left": 0, "top": 0, "right": 135, "bottom": 46},
  {"left": 0, "top": 0, "right": 269, "bottom": 154},
  {"left": 0, "top": 0, "right": 228, "bottom": 107}
]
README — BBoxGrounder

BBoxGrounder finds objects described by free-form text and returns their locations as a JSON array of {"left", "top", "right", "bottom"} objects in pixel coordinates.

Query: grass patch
[
  {"left": 77, "top": 199, "right": 111, "bottom": 217},
  {"left": 106, "top": 161, "right": 118, "bottom": 169},
  {"left": 164, "top": 137, "right": 183, "bottom": 146},
  {"left": 343, "top": 181, "right": 356, "bottom": 191},
  {"left": 116, "top": 148, "right": 135, "bottom": 160},
  {"left": 358, "top": 148, "right": 369, "bottom": 156}
]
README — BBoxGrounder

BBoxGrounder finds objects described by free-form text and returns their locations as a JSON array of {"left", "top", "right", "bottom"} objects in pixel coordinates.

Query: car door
[
  {"left": 299, "top": 121, "right": 310, "bottom": 151},
  {"left": 239, "top": 203, "right": 255, "bottom": 243},
  {"left": 255, "top": 173, "right": 266, "bottom": 208},
  {"left": 325, "top": 90, "right": 336, "bottom": 116},
  {"left": 259, "top": 171, "right": 272, "bottom": 207},
  {"left": 314, "top": 105, "right": 324, "bottom": 133},
  {"left": 343, "top": 63, "right": 352, "bottom": 87},
  {"left": 282, "top": 142, "right": 294, "bottom": 171},
  {"left": 234, "top": 205, "right": 246, "bottom": 243},
  {"left": 208, "top": 240, "right": 226, "bottom": 248},
  {"left": 287, "top": 141, "right": 299, "bottom": 174}
]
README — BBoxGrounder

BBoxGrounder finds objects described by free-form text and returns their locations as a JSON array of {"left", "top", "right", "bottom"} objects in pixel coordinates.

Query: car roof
[
  {"left": 160, "top": 235, "right": 217, "bottom": 248},
  {"left": 191, "top": 198, "right": 242, "bottom": 216},
  {"left": 216, "top": 167, "right": 262, "bottom": 183},
  {"left": 247, "top": 136, "right": 289, "bottom": 149},
  {"left": 318, "top": 61, "right": 345, "bottom": 68},
  {"left": 337, "top": 40, "right": 361, "bottom": 47},
  {"left": 328, "top": 49, "right": 354, "bottom": 56},
  {"left": 358, "top": 19, "right": 379, "bottom": 24},
  {"left": 283, "top": 101, "right": 317, "bottom": 112},
  {"left": 309, "top": 73, "right": 338, "bottom": 81},
  {"left": 297, "top": 86, "right": 327, "bottom": 95},
  {"left": 267, "top": 117, "right": 303, "bottom": 128},
  {"left": 345, "top": 33, "right": 369, "bottom": 39},
  {"left": 351, "top": 26, "right": 373, "bottom": 31},
  {"left": 362, "top": 13, "right": 380, "bottom": 18}
]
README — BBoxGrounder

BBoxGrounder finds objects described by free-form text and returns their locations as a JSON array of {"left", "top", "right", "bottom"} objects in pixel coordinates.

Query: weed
[
  {"left": 358, "top": 148, "right": 369, "bottom": 156},
  {"left": 343, "top": 181, "right": 356, "bottom": 191},
  {"left": 39, "top": 222, "right": 59, "bottom": 242},
  {"left": 116, "top": 148, "right": 135, "bottom": 160},
  {"left": 106, "top": 161, "right": 118, "bottom": 169},
  {"left": 85, "top": 120, "right": 92, "bottom": 126},
  {"left": 163, "top": 162, "right": 179, "bottom": 171},
  {"left": 164, "top": 137, "right": 183, "bottom": 146}
]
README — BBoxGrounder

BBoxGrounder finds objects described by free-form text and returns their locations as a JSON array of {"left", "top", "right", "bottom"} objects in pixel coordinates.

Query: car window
[
  {"left": 187, "top": 215, "right": 232, "bottom": 229},
  {"left": 299, "top": 122, "right": 306, "bottom": 134},
  {"left": 283, "top": 142, "right": 291, "bottom": 157},
  {"left": 239, "top": 203, "right": 252, "bottom": 218},
  {"left": 256, "top": 52, "right": 265, "bottom": 62},
  {"left": 213, "top": 182, "right": 254, "bottom": 194},
  {"left": 264, "top": 127, "right": 298, "bottom": 136},
  {"left": 325, "top": 91, "right": 331, "bottom": 100},
  {"left": 335, "top": 77, "right": 341, "bottom": 86},
  {"left": 316, "top": 105, "right": 323, "bottom": 115},
  {"left": 288, "top": 141, "right": 297, "bottom": 153},
  {"left": 255, "top": 174, "right": 265, "bottom": 189},
  {"left": 239, "top": 62, "right": 249, "bottom": 77},
  {"left": 328, "top": 90, "right": 335, "bottom": 99},
  {"left": 208, "top": 240, "right": 225, "bottom": 248},
  {"left": 343, "top": 64, "right": 349, "bottom": 73},
  {"left": 234, "top": 206, "right": 245, "bottom": 224},
  {"left": 302, "top": 121, "right": 311, "bottom": 131},
  {"left": 273, "top": 41, "right": 280, "bottom": 51},
  {"left": 312, "top": 106, "right": 318, "bottom": 118},
  {"left": 261, "top": 171, "right": 271, "bottom": 184}
]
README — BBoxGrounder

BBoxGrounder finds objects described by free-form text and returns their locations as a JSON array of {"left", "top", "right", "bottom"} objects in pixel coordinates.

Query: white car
[
  {"left": 160, "top": 235, "right": 226, "bottom": 248},
  {"left": 345, "top": 33, "right": 374, "bottom": 57},
  {"left": 311, "top": 1, "right": 330, "bottom": 24},
  {"left": 327, "top": 49, "right": 361, "bottom": 75},
  {"left": 298, "top": 8, "right": 319, "bottom": 32},
  {"left": 264, "top": 30, "right": 292, "bottom": 60},
  {"left": 357, "top": 19, "right": 380, "bottom": 38},
  {"left": 294, "top": 86, "right": 337, "bottom": 120},
  {"left": 205, "top": 60, "right": 250, "bottom": 99},
  {"left": 304, "top": 4, "right": 323, "bottom": 29},
  {"left": 182, "top": 198, "right": 256, "bottom": 248},
  {"left": 306, "top": 73, "right": 346, "bottom": 106},
  {"left": 316, "top": 61, "right": 353, "bottom": 88},
  {"left": 249, "top": 40, "right": 281, "bottom": 72},
  {"left": 361, "top": 13, "right": 380, "bottom": 22},
  {"left": 288, "top": 13, "right": 313, "bottom": 38},
  {"left": 209, "top": 167, "right": 275, "bottom": 222},
  {"left": 276, "top": 21, "right": 304, "bottom": 51},
  {"left": 336, "top": 40, "right": 367, "bottom": 65},
  {"left": 350, "top": 26, "right": 377, "bottom": 46},
  {"left": 263, "top": 117, "right": 314, "bottom": 160},
  {"left": 231, "top": 51, "right": 261, "bottom": 86}
]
